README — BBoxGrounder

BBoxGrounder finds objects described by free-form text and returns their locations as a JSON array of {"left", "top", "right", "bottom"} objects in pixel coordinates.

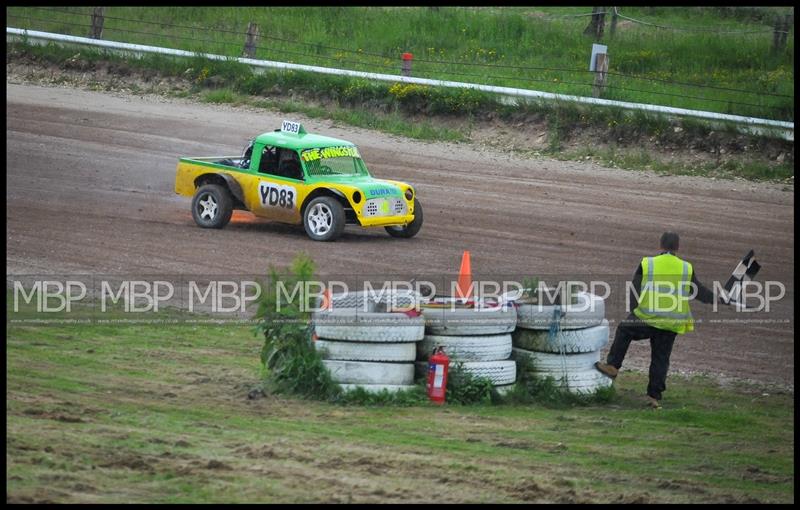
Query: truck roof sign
[{"left": 281, "top": 120, "right": 305, "bottom": 135}]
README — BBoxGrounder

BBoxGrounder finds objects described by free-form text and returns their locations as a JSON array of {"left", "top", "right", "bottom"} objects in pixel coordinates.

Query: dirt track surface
[{"left": 6, "top": 83, "right": 794, "bottom": 390}]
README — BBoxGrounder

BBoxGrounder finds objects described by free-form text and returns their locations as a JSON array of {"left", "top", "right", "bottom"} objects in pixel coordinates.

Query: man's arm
[
  {"left": 691, "top": 271, "right": 718, "bottom": 304},
  {"left": 629, "top": 264, "right": 642, "bottom": 312}
]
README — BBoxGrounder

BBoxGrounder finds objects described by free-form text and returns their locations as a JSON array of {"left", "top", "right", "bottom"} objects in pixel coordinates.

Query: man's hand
[{"left": 721, "top": 296, "right": 751, "bottom": 310}]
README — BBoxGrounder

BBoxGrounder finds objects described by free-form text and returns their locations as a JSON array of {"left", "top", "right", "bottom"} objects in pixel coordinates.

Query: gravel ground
[{"left": 6, "top": 81, "right": 794, "bottom": 391}]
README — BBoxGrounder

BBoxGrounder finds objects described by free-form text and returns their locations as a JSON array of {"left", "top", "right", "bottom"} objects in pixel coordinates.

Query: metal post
[
  {"left": 89, "top": 7, "right": 105, "bottom": 40},
  {"left": 402, "top": 52, "right": 413, "bottom": 77}
]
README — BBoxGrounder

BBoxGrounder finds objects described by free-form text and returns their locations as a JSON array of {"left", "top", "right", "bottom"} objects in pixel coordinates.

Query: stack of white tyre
[
  {"left": 312, "top": 290, "right": 424, "bottom": 393},
  {"left": 416, "top": 301, "right": 518, "bottom": 394},
  {"left": 509, "top": 291, "right": 611, "bottom": 394}
]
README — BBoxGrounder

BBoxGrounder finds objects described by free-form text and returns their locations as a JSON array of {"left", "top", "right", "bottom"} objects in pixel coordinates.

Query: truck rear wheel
[
  {"left": 191, "top": 184, "right": 233, "bottom": 229},
  {"left": 303, "top": 196, "right": 345, "bottom": 241},
  {"left": 385, "top": 198, "right": 423, "bottom": 238}
]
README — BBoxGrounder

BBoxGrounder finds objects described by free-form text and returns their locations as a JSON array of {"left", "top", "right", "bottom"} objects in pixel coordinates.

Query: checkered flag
[{"left": 722, "top": 250, "right": 761, "bottom": 306}]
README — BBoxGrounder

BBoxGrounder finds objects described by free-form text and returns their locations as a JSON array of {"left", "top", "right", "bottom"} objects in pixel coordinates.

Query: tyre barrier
[
  {"left": 312, "top": 301, "right": 425, "bottom": 391},
  {"left": 322, "top": 360, "right": 415, "bottom": 385},
  {"left": 314, "top": 289, "right": 421, "bottom": 312},
  {"left": 421, "top": 305, "right": 517, "bottom": 336},
  {"left": 419, "top": 334, "right": 512, "bottom": 362},
  {"left": 528, "top": 367, "right": 611, "bottom": 384},
  {"left": 504, "top": 288, "right": 611, "bottom": 395},
  {"left": 509, "top": 291, "right": 605, "bottom": 330},
  {"left": 510, "top": 348, "right": 601, "bottom": 372},
  {"left": 315, "top": 339, "right": 417, "bottom": 362},
  {"left": 309, "top": 287, "right": 609, "bottom": 396},
  {"left": 414, "top": 360, "right": 516, "bottom": 386},
  {"left": 493, "top": 383, "right": 516, "bottom": 396},
  {"left": 525, "top": 368, "right": 613, "bottom": 394},
  {"left": 512, "top": 319, "right": 609, "bottom": 354},
  {"left": 313, "top": 309, "right": 425, "bottom": 343},
  {"left": 339, "top": 383, "right": 418, "bottom": 394}
]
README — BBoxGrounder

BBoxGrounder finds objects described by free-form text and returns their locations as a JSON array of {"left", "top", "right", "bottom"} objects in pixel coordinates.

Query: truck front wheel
[
  {"left": 385, "top": 199, "right": 423, "bottom": 238},
  {"left": 191, "top": 184, "right": 233, "bottom": 229},
  {"left": 303, "top": 196, "right": 345, "bottom": 241}
]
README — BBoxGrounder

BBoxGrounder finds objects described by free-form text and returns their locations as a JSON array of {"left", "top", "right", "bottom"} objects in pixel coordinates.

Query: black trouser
[{"left": 607, "top": 312, "right": 677, "bottom": 400}]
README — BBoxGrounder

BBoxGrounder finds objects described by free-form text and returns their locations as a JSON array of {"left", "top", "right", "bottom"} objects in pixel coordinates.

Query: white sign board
[
  {"left": 281, "top": 120, "right": 302, "bottom": 134},
  {"left": 589, "top": 43, "right": 608, "bottom": 71}
]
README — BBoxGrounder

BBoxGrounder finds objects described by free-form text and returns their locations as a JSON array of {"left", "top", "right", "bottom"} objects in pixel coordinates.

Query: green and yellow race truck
[{"left": 175, "top": 121, "right": 422, "bottom": 241}]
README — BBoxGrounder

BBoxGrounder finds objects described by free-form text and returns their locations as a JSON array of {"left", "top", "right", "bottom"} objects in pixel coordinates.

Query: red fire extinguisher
[{"left": 427, "top": 346, "right": 449, "bottom": 405}]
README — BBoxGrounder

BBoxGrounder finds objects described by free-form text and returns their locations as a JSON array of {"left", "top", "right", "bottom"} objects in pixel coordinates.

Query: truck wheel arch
[
  {"left": 194, "top": 173, "right": 245, "bottom": 207},
  {"left": 300, "top": 188, "right": 350, "bottom": 217}
]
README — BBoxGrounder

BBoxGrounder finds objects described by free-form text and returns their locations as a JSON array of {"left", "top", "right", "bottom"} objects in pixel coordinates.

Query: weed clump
[
  {"left": 254, "top": 253, "right": 341, "bottom": 401},
  {"left": 445, "top": 363, "right": 496, "bottom": 405},
  {"left": 253, "top": 253, "right": 426, "bottom": 406}
]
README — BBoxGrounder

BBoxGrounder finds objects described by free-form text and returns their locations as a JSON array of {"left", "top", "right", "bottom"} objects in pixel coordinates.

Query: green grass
[
  {"left": 9, "top": 39, "right": 794, "bottom": 183},
  {"left": 201, "top": 88, "right": 243, "bottom": 105},
  {"left": 554, "top": 145, "right": 794, "bottom": 181},
  {"left": 6, "top": 6, "right": 794, "bottom": 120},
  {"left": 6, "top": 297, "right": 794, "bottom": 503}
]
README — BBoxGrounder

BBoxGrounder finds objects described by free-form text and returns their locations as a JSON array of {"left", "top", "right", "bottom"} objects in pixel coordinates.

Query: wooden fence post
[
  {"left": 584, "top": 7, "right": 606, "bottom": 40},
  {"left": 773, "top": 14, "right": 792, "bottom": 52},
  {"left": 243, "top": 22, "right": 260, "bottom": 58},
  {"left": 610, "top": 7, "right": 618, "bottom": 37},
  {"left": 584, "top": 7, "right": 599, "bottom": 36},
  {"left": 89, "top": 7, "right": 105, "bottom": 39},
  {"left": 597, "top": 8, "right": 606, "bottom": 39},
  {"left": 592, "top": 52, "right": 609, "bottom": 98},
  {"left": 773, "top": 15, "right": 783, "bottom": 51}
]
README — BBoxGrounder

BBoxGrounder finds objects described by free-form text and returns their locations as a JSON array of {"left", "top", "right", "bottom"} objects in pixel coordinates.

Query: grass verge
[
  {"left": 6, "top": 6, "right": 794, "bottom": 120},
  {"left": 7, "top": 41, "right": 795, "bottom": 183},
  {"left": 6, "top": 292, "right": 794, "bottom": 503}
]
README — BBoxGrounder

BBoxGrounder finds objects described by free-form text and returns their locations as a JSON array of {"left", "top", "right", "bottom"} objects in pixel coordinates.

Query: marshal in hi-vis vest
[{"left": 633, "top": 253, "right": 694, "bottom": 335}]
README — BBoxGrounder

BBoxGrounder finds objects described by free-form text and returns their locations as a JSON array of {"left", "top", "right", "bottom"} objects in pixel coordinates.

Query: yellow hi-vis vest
[{"left": 633, "top": 253, "right": 694, "bottom": 335}]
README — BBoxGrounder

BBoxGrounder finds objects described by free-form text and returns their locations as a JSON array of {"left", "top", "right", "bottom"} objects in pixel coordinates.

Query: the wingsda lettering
[
  {"left": 259, "top": 182, "right": 296, "bottom": 209},
  {"left": 301, "top": 146, "right": 360, "bottom": 162}
]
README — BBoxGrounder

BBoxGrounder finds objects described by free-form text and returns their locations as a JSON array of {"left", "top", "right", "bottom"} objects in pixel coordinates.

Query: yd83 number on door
[{"left": 259, "top": 182, "right": 296, "bottom": 209}]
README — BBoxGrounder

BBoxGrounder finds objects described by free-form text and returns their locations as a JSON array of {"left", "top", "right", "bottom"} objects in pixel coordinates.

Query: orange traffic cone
[
  {"left": 321, "top": 288, "right": 332, "bottom": 311},
  {"left": 456, "top": 250, "right": 473, "bottom": 301}
]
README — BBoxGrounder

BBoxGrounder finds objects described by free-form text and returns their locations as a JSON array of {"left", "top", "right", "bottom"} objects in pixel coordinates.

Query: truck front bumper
[{"left": 357, "top": 213, "right": 416, "bottom": 228}]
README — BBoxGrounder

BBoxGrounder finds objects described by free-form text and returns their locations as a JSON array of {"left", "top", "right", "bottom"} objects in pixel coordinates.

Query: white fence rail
[{"left": 7, "top": 27, "right": 794, "bottom": 141}]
